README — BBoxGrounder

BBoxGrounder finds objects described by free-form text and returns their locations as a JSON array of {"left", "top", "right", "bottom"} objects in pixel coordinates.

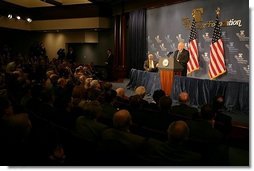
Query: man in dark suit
[
  {"left": 143, "top": 53, "right": 158, "bottom": 72},
  {"left": 105, "top": 49, "right": 114, "bottom": 81},
  {"left": 173, "top": 42, "right": 189, "bottom": 76},
  {"left": 171, "top": 91, "right": 199, "bottom": 120}
]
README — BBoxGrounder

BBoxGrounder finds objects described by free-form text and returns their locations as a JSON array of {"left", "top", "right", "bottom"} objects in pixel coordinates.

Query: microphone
[{"left": 167, "top": 51, "right": 173, "bottom": 57}]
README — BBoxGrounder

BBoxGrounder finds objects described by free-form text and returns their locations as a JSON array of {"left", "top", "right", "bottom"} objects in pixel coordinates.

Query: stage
[{"left": 127, "top": 68, "right": 249, "bottom": 115}]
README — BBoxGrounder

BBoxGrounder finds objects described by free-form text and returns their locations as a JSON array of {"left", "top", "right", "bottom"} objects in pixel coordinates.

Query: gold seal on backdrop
[{"left": 192, "top": 8, "right": 203, "bottom": 22}]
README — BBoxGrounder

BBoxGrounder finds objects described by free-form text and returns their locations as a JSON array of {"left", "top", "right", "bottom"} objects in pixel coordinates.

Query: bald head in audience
[
  {"left": 116, "top": 88, "right": 125, "bottom": 97},
  {"left": 167, "top": 120, "right": 189, "bottom": 145},
  {"left": 135, "top": 86, "right": 146, "bottom": 98},
  {"left": 113, "top": 109, "right": 132, "bottom": 132},
  {"left": 116, "top": 87, "right": 129, "bottom": 100},
  {"left": 178, "top": 91, "right": 189, "bottom": 104}
]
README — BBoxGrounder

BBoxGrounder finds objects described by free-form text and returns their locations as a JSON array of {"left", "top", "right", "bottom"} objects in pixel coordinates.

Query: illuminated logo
[
  {"left": 236, "top": 30, "right": 249, "bottom": 41},
  {"left": 155, "top": 35, "right": 162, "bottom": 43},
  {"left": 160, "top": 43, "right": 167, "bottom": 51},
  {"left": 192, "top": 8, "right": 203, "bottom": 22},
  {"left": 165, "top": 34, "right": 173, "bottom": 43},
  {"left": 202, "top": 52, "right": 209, "bottom": 62},
  {"left": 182, "top": 7, "right": 243, "bottom": 30},
  {"left": 234, "top": 53, "right": 248, "bottom": 64},
  {"left": 226, "top": 42, "right": 238, "bottom": 53},
  {"left": 221, "top": 31, "right": 230, "bottom": 41},
  {"left": 227, "top": 63, "right": 237, "bottom": 75},
  {"left": 203, "top": 32, "right": 212, "bottom": 42},
  {"left": 176, "top": 34, "right": 185, "bottom": 43},
  {"left": 170, "top": 43, "right": 176, "bottom": 51},
  {"left": 150, "top": 43, "right": 157, "bottom": 51},
  {"left": 243, "top": 65, "right": 250, "bottom": 76},
  {"left": 155, "top": 51, "right": 161, "bottom": 58}
]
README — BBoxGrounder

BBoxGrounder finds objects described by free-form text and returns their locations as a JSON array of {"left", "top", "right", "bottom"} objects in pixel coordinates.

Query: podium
[{"left": 158, "top": 56, "right": 183, "bottom": 96}]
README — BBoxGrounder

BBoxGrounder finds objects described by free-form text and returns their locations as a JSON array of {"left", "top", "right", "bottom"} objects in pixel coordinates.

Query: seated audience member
[
  {"left": 140, "top": 95, "right": 173, "bottom": 131},
  {"left": 97, "top": 89, "right": 118, "bottom": 127},
  {"left": 141, "top": 120, "right": 201, "bottom": 165},
  {"left": 171, "top": 91, "right": 199, "bottom": 120},
  {"left": 213, "top": 96, "right": 232, "bottom": 137},
  {"left": 188, "top": 104, "right": 223, "bottom": 143},
  {"left": 116, "top": 87, "right": 129, "bottom": 101},
  {"left": 0, "top": 96, "right": 32, "bottom": 164},
  {"left": 99, "top": 110, "right": 146, "bottom": 165},
  {"left": 113, "top": 87, "right": 129, "bottom": 110},
  {"left": 75, "top": 100, "right": 108, "bottom": 142},
  {"left": 129, "top": 86, "right": 149, "bottom": 114},
  {"left": 149, "top": 89, "right": 166, "bottom": 109},
  {"left": 143, "top": 53, "right": 158, "bottom": 72},
  {"left": 187, "top": 104, "right": 226, "bottom": 165},
  {"left": 0, "top": 96, "right": 32, "bottom": 142},
  {"left": 133, "top": 86, "right": 148, "bottom": 104}
]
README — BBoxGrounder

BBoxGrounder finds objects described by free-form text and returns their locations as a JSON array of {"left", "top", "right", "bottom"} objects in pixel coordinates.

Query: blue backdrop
[{"left": 147, "top": 0, "right": 249, "bottom": 82}]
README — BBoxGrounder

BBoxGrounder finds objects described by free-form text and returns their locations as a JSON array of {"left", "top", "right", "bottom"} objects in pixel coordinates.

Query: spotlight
[
  {"left": 7, "top": 14, "right": 12, "bottom": 19},
  {"left": 16, "top": 15, "right": 21, "bottom": 20},
  {"left": 26, "top": 17, "right": 32, "bottom": 23}
]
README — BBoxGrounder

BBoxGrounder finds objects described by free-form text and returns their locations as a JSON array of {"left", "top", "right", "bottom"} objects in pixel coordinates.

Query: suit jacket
[
  {"left": 173, "top": 49, "right": 189, "bottom": 76},
  {"left": 171, "top": 103, "right": 199, "bottom": 120},
  {"left": 214, "top": 111, "right": 232, "bottom": 136},
  {"left": 143, "top": 60, "right": 158, "bottom": 72},
  {"left": 105, "top": 54, "right": 114, "bottom": 69}
]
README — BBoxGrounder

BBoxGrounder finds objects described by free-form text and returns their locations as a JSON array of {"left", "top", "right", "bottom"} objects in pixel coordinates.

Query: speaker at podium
[{"left": 158, "top": 55, "right": 183, "bottom": 96}]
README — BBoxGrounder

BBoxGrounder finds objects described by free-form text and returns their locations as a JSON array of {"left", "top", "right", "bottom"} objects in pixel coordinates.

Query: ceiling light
[
  {"left": 26, "top": 18, "right": 32, "bottom": 23},
  {"left": 7, "top": 14, "right": 12, "bottom": 19}
]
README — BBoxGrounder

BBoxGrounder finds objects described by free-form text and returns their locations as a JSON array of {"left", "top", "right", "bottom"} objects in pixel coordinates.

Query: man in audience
[
  {"left": 76, "top": 100, "right": 108, "bottom": 142},
  {"left": 149, "top": 89, "right": 166, "bottom": 109},
  {"left": 99, "top": 110, "right": 146, "bottom": 165},
  {"left": 113, "top": 87, "right": 130, "bottom": 110},
  {"left": 187, "top": 104, "right": 226, "bottom": 165},
  {"left": 171, "top": 91, "right": 199, "bottom": 120},
  {"left": 213, "top": 96, "right": 232, "bottom": 137},
  {"left": 140, "top": 120, "right": 201, "bottom": 165}
]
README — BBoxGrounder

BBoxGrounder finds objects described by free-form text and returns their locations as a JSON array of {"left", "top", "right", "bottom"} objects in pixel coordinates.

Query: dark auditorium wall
[
  {"left": 0, "top": 28, "right": 113, "bottom": 65},
  {"left": 147, "top": 0, "right": 249, "bottom": 82}
]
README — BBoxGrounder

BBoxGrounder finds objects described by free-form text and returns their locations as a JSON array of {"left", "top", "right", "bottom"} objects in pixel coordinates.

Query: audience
[{"left": 0, "top": 43, "right": 245, "bottom": 166}]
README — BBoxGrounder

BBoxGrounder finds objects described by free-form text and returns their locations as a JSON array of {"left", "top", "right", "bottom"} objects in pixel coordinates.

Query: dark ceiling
[{"left": 0, "top": 0, "right": 189, "bottom": 20}]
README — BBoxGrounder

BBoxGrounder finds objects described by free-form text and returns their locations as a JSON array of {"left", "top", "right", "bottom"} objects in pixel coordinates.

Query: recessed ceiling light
[
  {"left": 7, "top": 14, "right": 12, "bottom": 19},
  {"left": 26, "top": 18, "right": 32, "bottom": 23}
]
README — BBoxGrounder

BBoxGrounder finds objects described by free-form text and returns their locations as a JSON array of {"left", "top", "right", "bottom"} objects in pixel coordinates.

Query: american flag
[
  {"left": 208, "top": 14, "right": 226, "bottom": 79},
  {"left": 187, "top": 18, "right": 199, "bottom": 74}
]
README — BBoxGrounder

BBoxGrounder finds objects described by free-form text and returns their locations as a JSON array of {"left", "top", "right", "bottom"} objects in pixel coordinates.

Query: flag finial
[{"left": 216, "top": 7, "right": 220, "bottom": 16}]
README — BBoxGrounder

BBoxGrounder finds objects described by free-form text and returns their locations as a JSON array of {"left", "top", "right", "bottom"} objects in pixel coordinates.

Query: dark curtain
[
  {"left": 127, "top": 9, "right": 147, "bottom": 71},
  {"left": 171, "top": 76, "right": 249, "bottom": 114}
]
